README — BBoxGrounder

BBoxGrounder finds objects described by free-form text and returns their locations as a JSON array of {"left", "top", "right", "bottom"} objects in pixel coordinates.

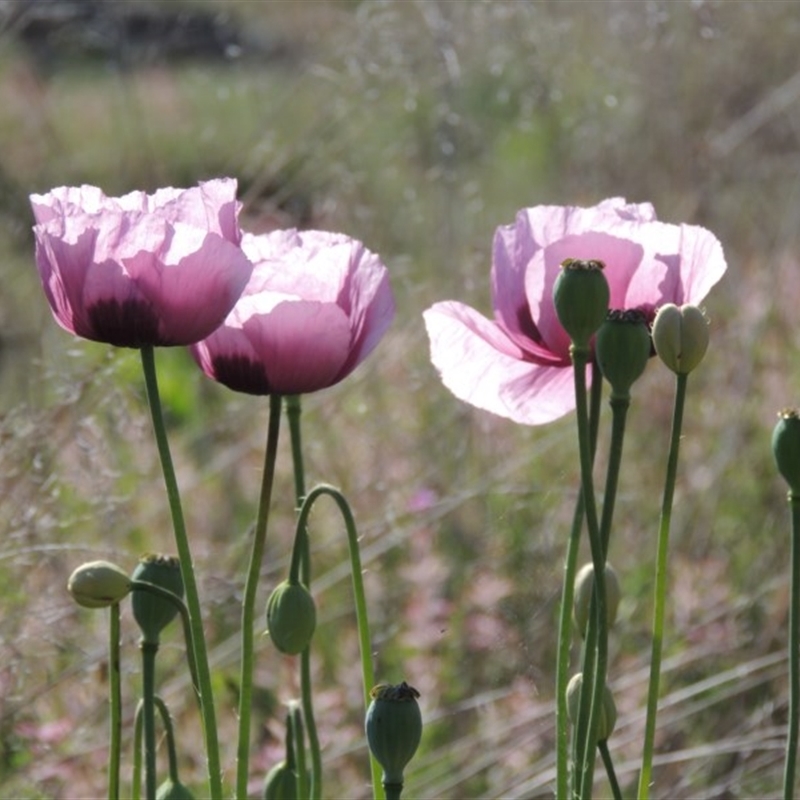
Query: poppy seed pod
[
  {"left": 552, "top": 259, "right": 610, "bottom": 349},
  {"left": 773, "top": 409, "right": 800, "bottom": 494},
  {"left": 566, "top": 673, "right": 617, "bottom": 742},
  {"left": 595, "top": 310, "right": 651, "bottom": 397},
  {"left": 573, "top": 562, "right": 621, "bottom": 639},
  {"left": 652, "top": 303, "right": 709, "bottom": 375},
  {"left": 131, "top": 554, "right": 184, "bottom": 645},
  {"left": 68, "top": 560, "right": 132, "bottom": 608},
  {"left": 266, "top": 580, "right": 317, "bottom": 655},
  {"left": 365, "top": 682, "right": 422, "bottom": 788}
]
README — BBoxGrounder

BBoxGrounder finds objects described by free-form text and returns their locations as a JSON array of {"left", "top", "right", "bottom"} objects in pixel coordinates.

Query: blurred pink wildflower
[
  {"left": 191, "top": 228, "right": 395, "bottom": 395},
  {"left": 30, "top": 178, "right": 252, "bottom": 348},
  {"left": 424, "top": 198, "right": 727, "bottom": 425}
]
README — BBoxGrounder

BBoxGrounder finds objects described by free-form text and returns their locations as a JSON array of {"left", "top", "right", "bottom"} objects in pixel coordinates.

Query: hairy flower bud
[
  {"left": 595, "top": 310, "right": 651, "bottom": 396},
  {"left": 773, "top": 409, "right": 800, "bottom": 494},
  {"left": 68, "top": 560, "right": 132, "bottom": 608},
  {"left": 573, "top": 562, "right": 621, "bottom": 639},
  {"left": 365, "top": 682, "right": 423, "bottom": 788},
  {"left": 131, "top": 554, "right": 184, "bottom": 644},
  {"left": 266, "top": 580, "right": 317, "bottom": 655},
  {"left": 652, "top": 303, "right": 709, "bottom": 375},
  {"left": 566, "top": 673, "right": 617, "bottom": 742},
  {"left": 552, "top": 259, "right": 610, "bottom": 349}
]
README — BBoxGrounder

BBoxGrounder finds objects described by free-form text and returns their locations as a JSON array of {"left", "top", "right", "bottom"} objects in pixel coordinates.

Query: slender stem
[
  {"left": 154, "top": 696, "right": 181, "bottom": 785},
  {"left": 293, "top": 484, "right": 384, "bottom": 800},
  {"left": 598, "top": 740, "right": 622, "bottom": 800},
  {"left": 784, "top": 493, "right": 800, "bottom": 799},
  {"left": 383, "top": 782, "right": 403, "bottom": 800},
  {"left": 599, "top": 393, "right": 630, "bottom": 557},
  {"left": 285, "top": 395, "right": 323, "bottom": 800},
  {"left": 637, "top": 372, "right": 688, "bottom": 799},
  {"left": 140, "top": 640, "right": 159, "bottom": 800},
  {"left": 108, "top": 603, "right": 122, "bottom": 800},
  {"left": 235, "top": 393, "right": 282, "bottom": 800},
  {"left": 556, "top": 366, "right": 603, "bottom": 799},
  {"left": 139, "top": 345, "right": 222, "bottom": 798},
  {"left": 569, "top": 346, "right": 608, "bottom": 800},
  {"left": 291, "top": 704, "right": 309, "bottom": 800},
  {"left": 133, "top": 700, "right": 144, "bottom": 800}
]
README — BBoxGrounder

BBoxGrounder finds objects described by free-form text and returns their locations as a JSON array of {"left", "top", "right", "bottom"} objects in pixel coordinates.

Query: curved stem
[
  {"left": 293, "top": 484, "right": 384, "bottom": 800},
  {"left": 784, "top": 493, "right": 800, "bottom": 799},
  {"left": 291, "top": 704, "right": 309, "bottom": 800},
  {"left": 235, "top": 393, "right": 282, "bottom": 800},
  {"left": 140, "top": 640, "right": 159, "bottom": 800},
  {"left": 133, "top": 700, "right": 144, "bottom": 800},
  {"left": 556, "top": 364, "right": 602, "bottom": 799},
  {"left": 598, "top": 740, "right": 622, "bottom": 800},
  {"left": 140, "top": 345, "right": 222, "bottom": 798},
  {"left": 285, "top": 395, "right": 324, "bottom": 800},
  {"left": 569, "top": 346, "right": 607, "bottom": 800},
  {"left": 108, "top": 603, "right": 122, "bottom": 800},
  {"left": 154, "top": 696, "right": 181, "bottom": 785},
  {"left": 637, "top": 372, "right": 688, "bottom": 799}
]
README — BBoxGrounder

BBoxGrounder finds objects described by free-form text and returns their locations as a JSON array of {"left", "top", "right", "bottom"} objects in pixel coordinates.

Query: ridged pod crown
[
  {"left": 552, "top": 259, "right": 610, "bottom": 349},
  {"left": 266, "top": 580, "right": 317, "bottom": 655},
  {"left": 131, "top": 554, "right": 184, "bottom": 644},
  {"left": 68, "top": 560, "right": 132, "bottom": 609},
  {"left": 365, "top": 681, "right": 422, "bottom": 787}
]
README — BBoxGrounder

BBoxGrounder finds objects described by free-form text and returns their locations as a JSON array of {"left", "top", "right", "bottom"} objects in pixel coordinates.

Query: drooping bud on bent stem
[{"left": 68, "top": 560, "right": 132, "bottom": 609}]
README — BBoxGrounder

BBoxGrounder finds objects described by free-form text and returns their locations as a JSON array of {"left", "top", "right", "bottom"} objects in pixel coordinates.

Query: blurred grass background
[{"left": 1, "top": 1, "right": 800, "bottom": 797}]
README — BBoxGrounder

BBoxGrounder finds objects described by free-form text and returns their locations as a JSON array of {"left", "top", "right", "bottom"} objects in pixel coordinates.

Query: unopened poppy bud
[
  {"left": 652, "top": 303, "right": 709, "bottom": 374},
  {"left": 68, "top": 560, "right": 132, "bottom": 608},
  {"left": 595, "top": 310, "right": 651, "bottom": 396},
  {"left": 262, "top": 761, "right": 298, "bottom": 800},
  {"left": 773, "top": 409, "right": 800, "bottom": 494},
  {"left": 573, "top": 563, "right": 621, "bottom": 638},
  {"left": 266, "top": 580, "right": 317, "bottom": 655},
  {"left": 552, "top": 259, "right": 610, "bottom": 349},
  {"left": 365, "top": 681, "right": 422, "bottom": 789},
  {"left": 156, "top": 778, "right": 195, "bottom": 800},
  {"left": 566, "top": 673, "right": 617, "bottom": 741},
  {"left": 131, "top": 554, "right": 184, "bottom": 645}
]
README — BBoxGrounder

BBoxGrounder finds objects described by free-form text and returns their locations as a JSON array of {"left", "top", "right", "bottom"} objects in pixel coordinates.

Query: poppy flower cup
[
  {"left": 30, "top": 178, "right": 253, "bottom": 348},
  {"left": 190, "top": 228, "right": 395, "bottom": 396},
  {"left": 423, "top": 197, "right": 727, "bottom": 425}
]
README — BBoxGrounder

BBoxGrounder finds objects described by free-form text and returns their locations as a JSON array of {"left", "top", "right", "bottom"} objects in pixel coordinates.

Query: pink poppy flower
[
  {"left": 424, "top": 197, "right": 727, "bottom": 425},
  {"left": 190, "top": 228, "right": 395, "bottom": 395},
  {"left": 30, "top": 178, "right": 253, "bottom": 348}
]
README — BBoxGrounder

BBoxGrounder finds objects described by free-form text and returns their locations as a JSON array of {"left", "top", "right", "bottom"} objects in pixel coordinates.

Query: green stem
[
  {"left": 291, "top": 704, "right": 309, "bottom": 800},
  {"left": 285, "top": 395, "right": 323, "bottom": 800},
  {"left": 569, "top": 346, "right": 608, "bottom": 800},
  {"left": 556, "top": 364, "right": 602, "bottom": 799},
  {"left": 236, "top": 393, "right": 282, "bottom": 800},
  {"left": 784, "top": 493, "right": 800, "bottom": 799},
  {"left": 637, "top": 372, "right": 688, "bottom": 799},
  {"left": 133, "top": 700, "right": 144, "bottom": 800},
  {"left": 140, "top": 345, "right": 222, "bottom": 798},
  {"left": 600, "top": 393, "right": 630, "bottom": 557},
  {"left": 154, "top": 696, "right": 181, "bottom": 785},
  {"left": 383, "top": 782, "right": 403, "bottom": 800},
  {"left": 141, "top": 640, "right": 159, "bottom": 800},
  {"left": 108, "top": 603, "right": 122, "bottom": 800},
  {"left": 293, "top": 484, "right": 383, "bottom": 800},
  {"left": 598, "top": 739, "right": 622, "bottom": 800}
]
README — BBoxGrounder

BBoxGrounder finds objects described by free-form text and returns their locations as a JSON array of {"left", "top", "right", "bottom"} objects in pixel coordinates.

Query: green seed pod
[
  {"left": 156, "top": 778, "right": 195, "bottom": 800},
  {"left": 773, "top": 409, "right": 800, "bottom": 494},
  {"left": 595, "top": 310, "right": 651, "bottom": 397},
  {"left": 572, "top": 562, "right": 621, "bottom": 638},
  {"left": 365, "top": 681, "right": 422, "bottom": 787},
  {"left": 552, "top": 259, "right": 610, "bottom": 348},
  {"left": 67, "top": 560, "right": 132, "bottom": 608},
  {"left": 262, "top": 760, "right": 299, "bottom": 800},
  {"left": 566, "top": 673, "right": 617, "bottom": 742},
  {"left": 131, "top": 554, "right": 184, "bottom": 644},
  {"left": 651, "top": 303, "right": 709, "bottom": 375},
  {"left": 266, "top": 580, "right": 317, "bottom": 655}
]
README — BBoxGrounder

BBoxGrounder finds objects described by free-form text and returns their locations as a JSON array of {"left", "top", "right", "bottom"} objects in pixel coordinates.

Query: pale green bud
[
  {"left": 566, "top": 673, "right": 617, "bottom": 741},
  {"left": 68, "top": 560, "right": 131, "bottom": 608},
  {"left": 652, "top": 303, "right": 709, "bottom": 374}
]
